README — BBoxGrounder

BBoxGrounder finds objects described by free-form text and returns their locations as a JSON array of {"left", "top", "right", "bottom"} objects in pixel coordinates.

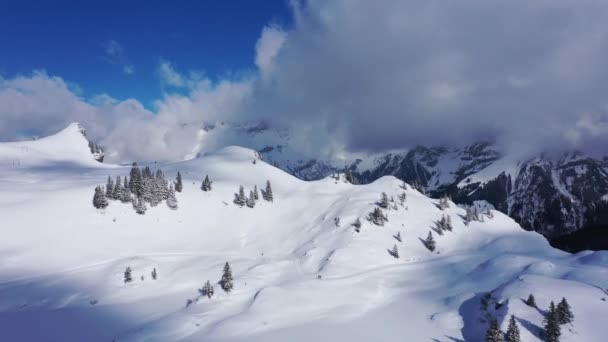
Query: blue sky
[{"left": 0, "top": 0, "right": 291, "bottom": 108}]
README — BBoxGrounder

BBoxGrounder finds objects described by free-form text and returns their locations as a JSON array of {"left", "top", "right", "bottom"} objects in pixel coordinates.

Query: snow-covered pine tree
[
  {"left": 390, "top": 244, "right": 399, "bottom": 258},
  {"left": 106, "top": 176, "right": 114, "bottom": 199},
  {"left": 93, "top": 185, "right": 109, "bottom": 209},
  {"left": 425, "top": 231, "right": 436, "bottom": 251},
  {"left": 129, "top": 165, "right": 143, "bottom": 197},
  {"left": 505, "top": 315, "right": 521, "bottom": 342},
  {"left": 151, "top": 268, "right": 157, "bottom": 280},
  {"left": 262, "top": 180, "right": 273, "bottom": 202},
  {"left": 352, "top": 218, "right": 362, "bottom": 232},
  {"left": 201, "top": 175, "right": 212, "bottom": 192},
  {"left": 175, "top": 171, "right": 183, "bottom": 192},
  {"left": 133, "top": 197, "right": 147, "bottom": 215},
  {"left": 253, "top": 185, "right": 259, "bottom": 201},
  {"left": 543, "top": 301, "right": 561, "bottom": 342},
  {"left": 219, "top": 262, "right": 234, "bottom": 292},
  {"left": 124, "top": 266, "right": 132, "bottom": 283},
  {"left": 525, "top": 294, "right": 536, "bottom": 308},
  {"left": 556, "top": 297, "right": 574, "bottom": 325},
  {"left": 233, "top": 185, "right": 246, "bottom": 207},
  {"left": 485, "top": 319, "right": 503, "bottom": 342},
  {"left": 166, "top": 184, "right": 178, "bottom": 210},
  {"left": 113, "top": 176, "right": 122, "bottom": 200},
  {"left": 246, "top": 190, "right": 256, "bottom": 208},
  {"left": 201, "top": 280, "right": 214, "bottom": 298},
  {"left": 378, "top": 192, "right": 390, "bottom": 209},
  {"left": 121, "top": 177, "right": 132, "bottom": 203}
]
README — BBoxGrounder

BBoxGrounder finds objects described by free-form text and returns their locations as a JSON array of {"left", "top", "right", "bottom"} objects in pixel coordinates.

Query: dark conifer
[
  {"left": 219, "top": 262, "right": 234, "bottom": 292},
  {"left": 556, "top": 297, "right": 574, "bottom": 325},
  {"left": 485, "top": 319, "right": 503, "bottom": 342},
  {"left": 175, "top": 171, "right": 183, "bottom": 192},
  {"left": 124, "top": 266, "right": 133, "bottom": 283},
  {"left": 425, "top": 231, "right": 436, "bottom": 251},
  {"left": 543, "top": 301, "right": 561, "bottom": 342},
  {"left": 201, "top": 175, "right": 212, "bottom": 192},
  {"left": 505, "top": 315, "right": 520, "bottom": 342},
  {"left": 262, "top": 180, "right": 273, "bottom": 202}
]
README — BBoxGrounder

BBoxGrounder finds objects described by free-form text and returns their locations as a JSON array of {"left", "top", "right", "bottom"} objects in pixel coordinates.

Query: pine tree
[
  {"left": 219, "top": 262, "right": 234, "bottom": 292},
  {"left": 556, "top": 297, "right": 574, "bottom": 325},
  {"left": 113, "top": 176, "right": 122, "bottom": 200},
  {"left": 525, "top": 294, "right": 536, "bottom": 308},
  {"left": 398, "top": 192, "right": 407, "bottom": 206},
  {"left": 105, "top": 176, "right": 113, "bottom": 199},
  {"left": 151, "top": 268, "right": 157, "bottom": 280},
  {"left": 262, "top": 180, "right": 273, "bottom": 202},
  {"left": 543, "top": 301, "right": 561, "bottom": 342},
  {"left": 93, "top": 185, "right": 109, "bottom": 209},
  {"left": 378, "top": 192, "right": 390, "bottom": 209},
  {"left": 121, "top": 177, "right": 132, "bottom": 203},
  {"left": 253, "top": 185, "right": 259, "bottom": 201},
  {"left": 505, "top": 315, "right": 520, "bottom": 342},
  {"left": 133, "top": 197, "right": 147, "bottom": 215},
  {"left": 390, "top": 244, "right": 399, "bottom": 258},
  {"left": 485, "top": 319, "right": 503, "bottom": 342},
  {"left": 201, "top": 175, "right": 212, "bottom": 192},
  {"left": 175, "top": 171, "right": 183, "bottom": 192},
  {"left": 395, "top": 231, "right": 402, "bottom": 242},
  {"left": 246, "top": 190, "right": 256, "bottom": 208},
  {"left": 234, "top": 185, "right": 246, "bottom": 206},
  {"left": 129, "top": 165, "right": 143, "bottom": 197},
  {"left": 124, "top": 266, "right": 132, "bottom": 283},
  {"left": 166, "top": 184, "right": 178, "bottom": 210},
  {"left": 367, "top": 207, "right": 387, "bottom": 226},
  {"left": 201, "top": 280, "right": 215, "bottom": 298},
  {"left": 425, "top": 231, "right": 436, "bottom": 251}
]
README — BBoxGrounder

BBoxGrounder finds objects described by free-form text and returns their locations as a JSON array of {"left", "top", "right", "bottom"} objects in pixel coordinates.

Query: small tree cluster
[
  {"left": 132, "top": 197, "right": 147, "bottom": 215},
  {"left": 234, "top": 185, "right": 259, "bottom": 208},
  {"left": 434, "top": 214, "right": 453, "bottom": 233},
  {"left": 543, "top": 301, "right": 561, "bottom": 342},
  {"left": 424, "top": 231, "right": 436, "bottom": 251},
  {"left": 124, "top": 266, "right": 132, "bottom": 283},
  {"left": 464, "top": 206, "right": 480, "bottom": 225},
  {"left": 398, "top": 192, "right": 407, "bottom": 206},
  {"left": 438, "top": 195, "right": 450, "bottom": 210},
  {"left": 219, "top": 262, "right": 234, "bottom": 292},
  {"left": 344, "top": 170, "right": 356, "bottom": 184},
  {"left": 412, "top": 181, "right": 425, "bottom": 194},
  {"left": 201, "top": 175, "right": 213, "bottom": 192},
  {"left": 200, "top": 280, "right": 214, "bottom": 298},
  {"left": 261, "top": 180, "right": 273, "bottom": 202},
  {"left": 367, "top": 207, "right": 388, "bottom": 226}
]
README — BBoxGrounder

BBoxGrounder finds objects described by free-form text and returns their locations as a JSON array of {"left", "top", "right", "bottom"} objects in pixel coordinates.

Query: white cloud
[
  {"left": 255, "top": 25, "right": 287, "bottom": 79},
  {"left": 102, "top": 40, "right": 134, "bottom": 75}
]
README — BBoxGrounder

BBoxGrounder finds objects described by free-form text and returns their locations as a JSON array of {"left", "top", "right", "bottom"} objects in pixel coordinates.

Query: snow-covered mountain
[
  {"left": 190, "top": 122, "right": 608, "bottom": 238},
  {"left": 0, "top": 123, "right": 606, "bottom": 341}
]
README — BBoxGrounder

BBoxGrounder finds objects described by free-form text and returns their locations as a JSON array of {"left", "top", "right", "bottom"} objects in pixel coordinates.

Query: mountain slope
[{"left": 0, "top": 124, "right": 606, "bottom": 341}]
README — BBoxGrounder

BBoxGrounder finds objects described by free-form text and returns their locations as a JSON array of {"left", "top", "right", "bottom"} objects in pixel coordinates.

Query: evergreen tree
[
  {"left": 106, "top": 176, "right": 114, "bottom": 199},
  {"left": 543, "top": 301, "right": 561, "bottom": 342},
  {"left": 367, "top": 207, "right": 388, "bottom": 226},
  {"left": 175, "top": 171, "right": 183, "bottom": 192},
  {"left": 398, "top": 192, "right": 407, "bottom": 206},
  {"left": 201, "top": 175, "right": 212, "bottom": 192},
  {"left": 246, "top": 190, "right": 256, "bottom": 208},
  {"left": 124, "top": 266, "right": 132, "bottom": 283},
  {"left": 505, "top": 315, "right": 521, "bottom": 342},
  {"left": 113, "top": 176, "right": 122, "bottom": 200},
  {"left": 151, "top": 268, "right": 157, "bottom": 280},
  {"left": 485, "top": 319, "right": 503, "bottom": 342},
  {"left": 262, "top": 180, "right": 273, "bottom": 202},
  {"left": 121, "top": 177, "right": 132, "bottom": 203},
  {"left": 425, "top": 231, "right": 436, "bottom": 251},
  {"left": 166, "top": 185, "right": 178, "bottom": 210},
  {"left": 390, "top": 244, "right": 399, "bottom": 258},
  {"left": 378, "top": 192, "right": 390, "bottom": 209},
  {"left": 334, "top": 217, "right": 340, "bottom": 227},
  {"left": 129, "top": 165, "right": 143, "bottom": 197},
  {"left": 525, "top": 294, "right": 536, "bottom": 308},
  {"left": 253, "top": 185, "right": 259, "bottom": 201},
  {"left": 233, "top": 185, "right": 246, "bottom": 206},
  {"left": 395, "top": 231, "right": 402, "bottom": 242},
  {"left": 556, "top": 297, "right": 574, "bottom": 325},
  {"left": 219, "top": 262, "right": 234, "bottom": 292},
  {"left": 352, "top": 218, "right": 362, "bottom": 232},
  {"left": 133, "top": 197, "right": 147, "bottom": 215},
  {"left": 201, "top": 280, "right": 214, "bottom": 298},
  {"left": 344, "top": 170, "right": 355, "bottom": 184},
  {"left": 93, "top": 185, "right": 109, "bottom": 209}
]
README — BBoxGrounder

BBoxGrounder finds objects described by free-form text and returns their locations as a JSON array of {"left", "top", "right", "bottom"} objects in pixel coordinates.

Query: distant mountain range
[{"left": 188, "top": 122, "right": 608, "bottom": 240}]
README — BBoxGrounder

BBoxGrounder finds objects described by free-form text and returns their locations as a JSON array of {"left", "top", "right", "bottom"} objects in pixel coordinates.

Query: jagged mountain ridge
[{"left": 192, "top": 122, "right": 608, "bottom": 238}]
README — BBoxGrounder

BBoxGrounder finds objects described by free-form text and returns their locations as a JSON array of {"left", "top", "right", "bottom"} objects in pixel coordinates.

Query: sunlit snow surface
[{"left": 0, "top": 124, "right": 606, "bottom": 341}]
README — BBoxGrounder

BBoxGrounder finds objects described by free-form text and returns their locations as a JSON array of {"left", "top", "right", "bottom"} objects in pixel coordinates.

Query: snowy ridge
[{"left": 0, "top": 124, "right": 606, "bottom": 341}]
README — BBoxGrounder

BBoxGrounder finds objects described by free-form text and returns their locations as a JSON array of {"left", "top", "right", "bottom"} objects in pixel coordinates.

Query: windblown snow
[{"left": 0, "top": 124, "right": 606, "bottom": 341}]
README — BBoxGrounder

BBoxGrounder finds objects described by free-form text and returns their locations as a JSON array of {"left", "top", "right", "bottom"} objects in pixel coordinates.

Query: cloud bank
[{"left": 2, "top": 0, "right": 608, "bottom": 162}]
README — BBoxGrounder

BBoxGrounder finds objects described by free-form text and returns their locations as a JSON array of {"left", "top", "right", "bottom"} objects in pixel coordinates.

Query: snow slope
[{"left": 0, "top": 124, "right": 606, "bottom": 341}]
